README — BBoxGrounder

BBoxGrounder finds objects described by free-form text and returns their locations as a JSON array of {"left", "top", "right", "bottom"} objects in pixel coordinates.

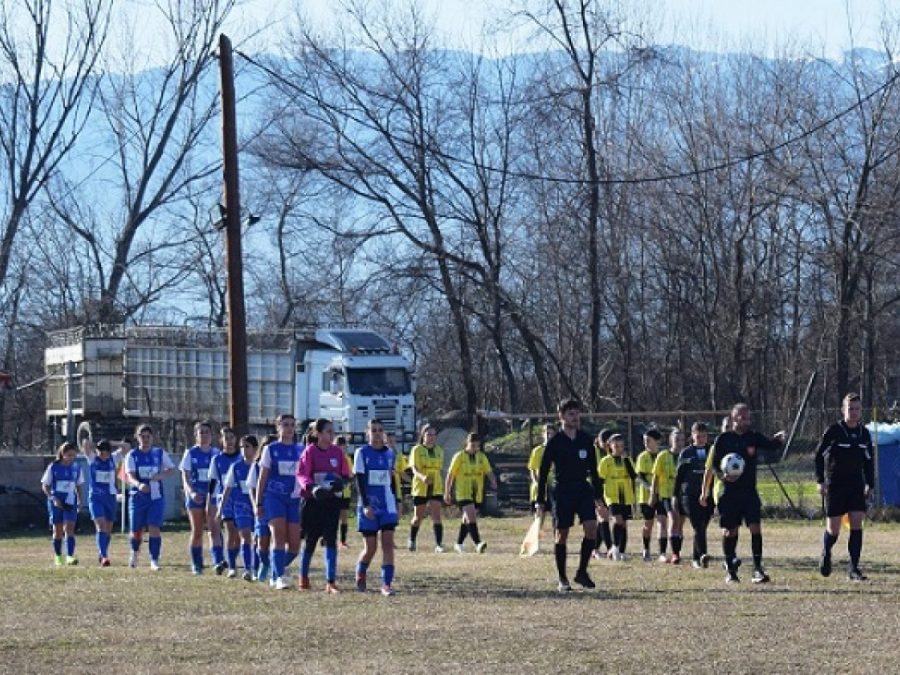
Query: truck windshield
[{"left": 345, "top": 368, "right": 410, "bottom": 396}]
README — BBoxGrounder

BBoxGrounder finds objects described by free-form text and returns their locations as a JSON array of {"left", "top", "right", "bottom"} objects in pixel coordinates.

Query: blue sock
[
  {"left": 96, "top": 532, "right": 104, "bottom": 556},
  {"left": 227, "top": 547, "right": 238, "bottom": 570},
  {"left": 259, "top": 548, "right": 270, "bottom": 566},
  {"left": 356, "top": 560, "right": 370, "bottom": 577},
  {"left": 241, "top": 543, "right": 253, "bottom": 571},
  {"left": 52, "top": 538, "right": 62, "bottom": 556},
  {"left": 66, "top": 536, "right": 76, "bottom": 557},
  {"left": 212, "top": 545, "right": 224, "bottom": 565},
  {"left": 324, "top": 546, "right": 338, "bottom": 583},
  {"left": 252, "top": 547, "right": 260, "bottom": 570},
  {"left": 285, "top": 550, "right": 297, "bottom": 568},
  {"left": 148, "top": 536, "right": 161, "bottom": 561},
  {"left": 191, "top": 546, "right": 203, "bottom": 569},
  {"left": 272, "top": 549, "right": 285, "bottom": 578},
  {"left": 300, "top": 548, "right": 314, "bottom": 578},
  {"left": 382, "top": 564, "right": 395, "bottom": 586},
  {"left": 130, "top": 535, "right": 141, "bottom": 552},
  {"left": 100, "top": 532, "right": 110, "bottom": 558}
]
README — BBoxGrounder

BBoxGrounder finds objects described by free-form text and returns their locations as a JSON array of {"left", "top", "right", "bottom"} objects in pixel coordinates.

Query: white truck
[{"left": 44, "top": 325, "right": 417, "bottom": 448}]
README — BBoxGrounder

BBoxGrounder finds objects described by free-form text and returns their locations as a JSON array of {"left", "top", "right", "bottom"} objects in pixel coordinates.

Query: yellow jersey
[
  {"left": 528, "top": 444, "right": 545, "bottom": 501},
  {"left": 342, "top": 450, "right": 354, "bottom": 499},
  {"left": 448, "top": 451, "right": 492, "bottom": 503},
  {"left": 652, "top": 450, "right": 677, "bottom": 499},
  {"left": 635, "top": 449, "right": 656, "bottom": 504},
  {"left": 393, "top": 450, "right": 408, "bottom": 496},
  {"left": 409, "top": 443, "right": 444, "bottom": 498},
  {"left": 597, "top": 455, "right": 636, "bottom": 505}
]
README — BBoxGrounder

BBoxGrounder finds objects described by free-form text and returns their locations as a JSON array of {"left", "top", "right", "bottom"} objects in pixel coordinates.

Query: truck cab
[{"left": 294, "top": 329, "right": 416, "bottom": 448}]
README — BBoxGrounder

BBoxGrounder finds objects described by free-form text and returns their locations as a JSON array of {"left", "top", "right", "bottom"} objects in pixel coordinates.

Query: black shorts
[
  {"left": 457, "top": 499, "right": 482, "bottom": 509},
  {"left": 640, "top": 502, "right": 667, "bottom": 520},
  {"left": 681, "top": 496, "right": 714, "bottom": 522},
  {"left": 300, "top": 497, "right": 341, "bottom": 545},
  {"left": 608, "top": 503, "right": 633, "bottom": 520},
  {"left": 359, "top": 524, "right": 397, "bottom": 536},
  {"left": 717, "top": 490, "right": 762, "bottom": 530},
  {"left": 553, "top": 483, "right": 596, "bottom": 530},
  {"left": 337, "top": 497, "right": 352, "bottom": 511},
  {"left": 824, "top": 484, "right": 867, "bottom": 517},
  {"left": 412, "top": 495, "right": 443, "bottom": 506}
]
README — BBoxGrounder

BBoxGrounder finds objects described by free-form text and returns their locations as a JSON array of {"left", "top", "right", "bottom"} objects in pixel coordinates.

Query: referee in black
[
  {"left": 536, "top": 398, "right": 604, "bottom": 592},
  {"left": 700, "top": 403, "right": 784, "bottom": 584},
  {"left": 815, "top": 393, "right": 874, "bottom": 581}
]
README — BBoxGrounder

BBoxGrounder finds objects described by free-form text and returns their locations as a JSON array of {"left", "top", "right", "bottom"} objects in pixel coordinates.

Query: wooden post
[{"left": 219, "top": 34, "right": 249, "bottom": 435}]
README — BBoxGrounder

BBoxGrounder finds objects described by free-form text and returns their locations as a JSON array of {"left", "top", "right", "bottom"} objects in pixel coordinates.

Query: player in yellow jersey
[
  {"left": 386, "top": 432, "right": 407, "bottom": 520},
  {"left": 445, "top": 433, "right": 497, "bottom": 553},
  {"left": 336, "top": 435, "right": 354, "bottom": 550},
  {"left": 528, "top": 423, "right": 557, "bottom": 532},
  {"left": 636, "top": 428, "right": 666, "bottom": 562},
  {"left": 597, "top": 433, "right": 638, "bottom": 560},
  {"left": 652, "top": 428, "right": 684, "bottom": 563},
  {"left": 591, "top": 429, "right": 614, "bottom": 558},
  {"left": 408, "top": 425, "right": 445, "bottom": 552}
]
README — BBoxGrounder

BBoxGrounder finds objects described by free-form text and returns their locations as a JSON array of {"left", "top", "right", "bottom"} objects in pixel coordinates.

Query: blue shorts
[
  {"left": 231, "top": 501, "right": 254, "bottom": 530},
  {"left": 184, "top": 493, "right": 209, "bottom": 511},
  {"left": 218, "top": 496, "right": 235, "bottom": 521},
  {"left": 89, "top": 494, "right": 118, "bottom": 522},
  {"left": 263, "top": 492, "right": 300, "bottom": 524},
  {"left": 130, "top": 494, "right": 165, "bottom": 531},
  {"left": 357, "top": 507, "right": 399, "bottom": 534},
  {"left": 47, "top": 500, "right": 77, "bottom": 526},
  {"left": 254, "top": 516, "right": 270, "bottom": 538}
]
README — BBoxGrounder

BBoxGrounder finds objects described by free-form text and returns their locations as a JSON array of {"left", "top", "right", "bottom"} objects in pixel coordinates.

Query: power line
[{"left": 235, "top": 48, "right": 900, "bottom": 186}]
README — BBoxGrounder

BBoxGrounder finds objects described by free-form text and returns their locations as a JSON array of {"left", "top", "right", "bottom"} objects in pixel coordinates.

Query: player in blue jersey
[
  {"left": 248, "top": 435, "right": 275, "bottom": 582},
  {"left": 179, "top": 421, "right": 219, "bottom": 575},
  {"left": 353, "top": 419, "right": 399, "bottom": 596},
  {"left": 81, "top": 437, "right": 127, "bottom": 566},
  {"left": 125, "top": 423, "right": 177, "bottom": 571},
  {"left": 254, "top": 414, "right": 303, "bottom": 590},
  {"left": 218, "top": 434, "right": 258, "bottom": 581},
  {"left": 41, "top": 441, "right": 85, "bottom": 566},
  {"left": 209, "top": 426, "right": 242, "bottom": 575}
]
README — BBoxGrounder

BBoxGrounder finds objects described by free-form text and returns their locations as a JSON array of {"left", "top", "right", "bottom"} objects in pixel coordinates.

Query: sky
[{"left": 227, "top": 0, "right": 892, "bottom": 60}]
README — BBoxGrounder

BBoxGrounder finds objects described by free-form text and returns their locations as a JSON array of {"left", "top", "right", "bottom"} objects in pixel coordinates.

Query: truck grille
[{"left": 373, "top": 401, "right": 398, "bottom": 431}]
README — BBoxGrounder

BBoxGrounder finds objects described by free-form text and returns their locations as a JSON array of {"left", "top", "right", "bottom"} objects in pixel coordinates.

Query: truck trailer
[{"left": 44, "top": 325, "right": 416, "bottom": 448}]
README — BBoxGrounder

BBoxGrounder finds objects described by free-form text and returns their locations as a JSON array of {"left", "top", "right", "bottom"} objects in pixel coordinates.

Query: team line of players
[
  {"left": 40, "top": 393, "right": 874, "bottom": 592},
  {"left": 40, "top": 416, "right": 497, "bottom": 595}
]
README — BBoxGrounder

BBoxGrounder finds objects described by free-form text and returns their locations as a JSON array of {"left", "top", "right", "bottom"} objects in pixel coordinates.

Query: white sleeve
[
  {"left": 41, "top": 465, "right": 53, "bottom": 486},
  {"left": 353, "top": 448, "right": 365, "bottom": 474},
  {"left": 259, "top": 446, "right": 272, "bottom": 469},
  {"left": 125, "top": 452, "right": 136, "bottom": 473},
  {"left": 161, "top": 450, "right": 176, "bottom": 471},
  {"left": 208, "top": 459, "right": 220, "bottom": 481},
  {"left": 247, "top": 463, "right": 259, "bottom": 486},
  {"left": 222, "top": 465, "right": 236, "bottom": 489},
  {"left": 76, "top": 465, "right": 85, "bottom": 485},
  {"left": 179, "top": 450, "right": 191, "bottom": 471}
]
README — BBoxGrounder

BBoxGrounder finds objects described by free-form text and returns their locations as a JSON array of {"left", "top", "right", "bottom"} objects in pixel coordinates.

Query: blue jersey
[
  {"left": 126, "top": 447, "right": 174, "bottom": 500},
  {"left": 179, "top": 446, "right": 216, "bottom": 496},
  {"left": 261, "top": 442, "right": 302, "bottom": 497},
  {"left": 222, "top": 459, "right": 254, "bottom": 511},
  {"left": 88, "top": 454, "right": 118, "bottom": 499},
  {"left": 41, "top": 461, "right": 84, "bottom": 506},
  {"left": 210, "top": 451, "right": 241, "bottom": 498},
  {"left": 354, "top": 444, "right": 397, "bottom": 515}
]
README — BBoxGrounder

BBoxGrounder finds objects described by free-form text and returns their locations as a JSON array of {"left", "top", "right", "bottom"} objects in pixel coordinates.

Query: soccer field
[{"left": 1, "top": 517, "right": 898, "bottom": 674}]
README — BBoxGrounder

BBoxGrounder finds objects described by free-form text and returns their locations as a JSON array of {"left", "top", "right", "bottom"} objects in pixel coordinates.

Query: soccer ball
[{"left": 720, "top": 453, "right": 745, "bottom": 479}]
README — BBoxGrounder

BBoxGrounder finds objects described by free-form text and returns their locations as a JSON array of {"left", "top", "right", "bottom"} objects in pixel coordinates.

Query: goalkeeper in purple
[{"left": 353, "top": 419, "right": 399, "bottom": 596}]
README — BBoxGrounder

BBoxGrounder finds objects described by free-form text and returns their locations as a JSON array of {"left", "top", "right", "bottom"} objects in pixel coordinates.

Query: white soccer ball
[{"left": 720, "top": 452, "right": 745, "bottom": 479}]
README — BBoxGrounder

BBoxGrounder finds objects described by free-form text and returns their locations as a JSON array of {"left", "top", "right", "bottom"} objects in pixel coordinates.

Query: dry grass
[{"left": 1, "top": 517, "right": 898, "bottom": 674}]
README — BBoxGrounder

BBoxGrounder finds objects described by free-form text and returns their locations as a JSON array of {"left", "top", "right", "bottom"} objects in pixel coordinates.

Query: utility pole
[{"left": 219, "top": 34, "right": 249, "bottom": 435}]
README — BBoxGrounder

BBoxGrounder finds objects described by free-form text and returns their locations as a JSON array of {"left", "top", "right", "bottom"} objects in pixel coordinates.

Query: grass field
[{"left": 1, "top": 516, "right": 898, "bottom": 674}]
